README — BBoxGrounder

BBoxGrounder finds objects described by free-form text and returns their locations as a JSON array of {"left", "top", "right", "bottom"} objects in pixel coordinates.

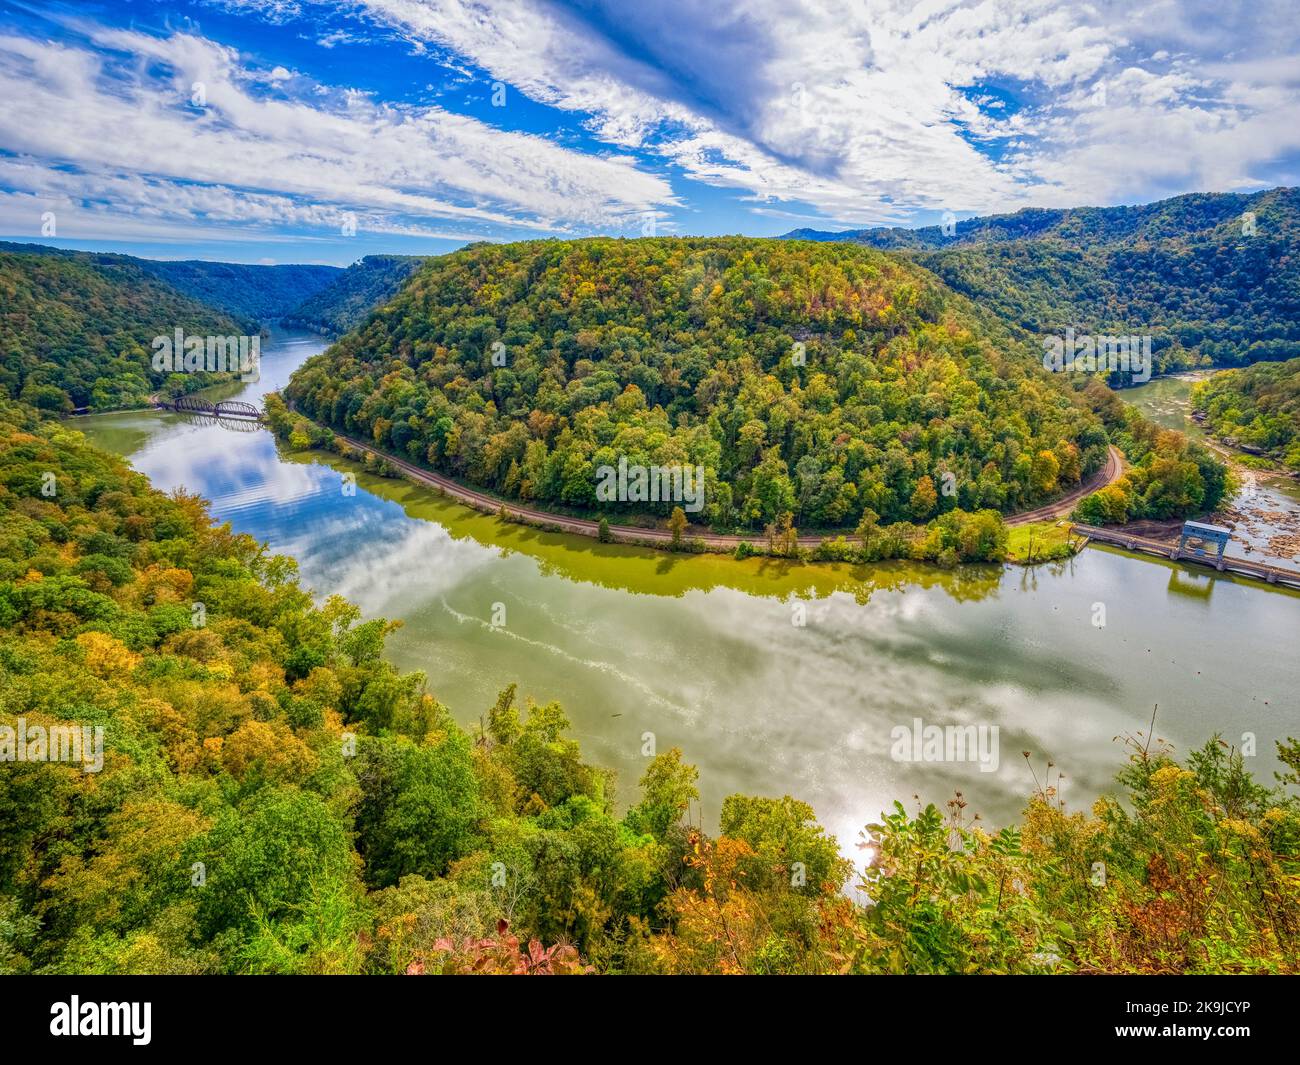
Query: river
[
  {"left": 1124, "top": 372, "right": 1300, "bottom": 566},
  {"left": 78, "top": 329, "right": 1300, "bottom": 863}
]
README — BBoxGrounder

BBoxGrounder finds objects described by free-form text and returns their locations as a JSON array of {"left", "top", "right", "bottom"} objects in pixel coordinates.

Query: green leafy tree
[
  {"left": 353, "top": 734, "right": 482, "bottom": 887},
  {"left": 668, "top": 506, "right": 687, "bottom": 548},
  {"left": 626, "top": 748, "right": 699, "bottom": 839}
]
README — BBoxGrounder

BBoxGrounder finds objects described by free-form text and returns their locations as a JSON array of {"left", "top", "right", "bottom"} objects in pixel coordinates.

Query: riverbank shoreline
[
  {"left": 278, "top": 401, "right": 1118, "bottom": 566},
  {"left": 1126, "top": 368, "right": 1299, "bottom": 483},
  {"left": 74, "top": 328, "right": 1300, "bottom": 861}
]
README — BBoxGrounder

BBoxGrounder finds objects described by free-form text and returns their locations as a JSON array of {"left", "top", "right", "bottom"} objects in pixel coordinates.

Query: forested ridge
[
  {"left": 1192, "top": 358, "right": 1300, "bottom": 472},
  {"left": 284, "top": 254, "right": 427, "bottom": 338},
  {"left": 0, "top": 241, "right": 341, "bottom": 326},
  {"left": 285, "top": 236, "right": 1225, "bottom": 543},
  {"left": 137, "top": 258, "right": 340, "bottom": 324},
  {"left": 785, "top": 187, "right": 1300, "bottom": 374},
  {"left": 286, "top": 236, "right": 1105, "bottom": 532},
  {"left": 1, "top": 397, "right": 1295, "bottom": 974},
  {"left": 0, "top": 246, "right": 245, "bottom": 412}
]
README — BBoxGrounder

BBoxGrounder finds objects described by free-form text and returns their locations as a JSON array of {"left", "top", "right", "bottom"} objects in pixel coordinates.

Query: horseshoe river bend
[{"left": 78, "top": 328, "right": 1300, "bottom": 860}]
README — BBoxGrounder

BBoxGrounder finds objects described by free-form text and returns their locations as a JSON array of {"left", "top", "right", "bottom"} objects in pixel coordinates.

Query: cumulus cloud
[
  {"left": 0, "top": 19, "right": 678, "bottom": 244},
  {"left": 2, "top": 0, "right": 1296, "bottom": 244},
  {"left": 340, "top": 0, "right": 1300, "bottom": 221}
]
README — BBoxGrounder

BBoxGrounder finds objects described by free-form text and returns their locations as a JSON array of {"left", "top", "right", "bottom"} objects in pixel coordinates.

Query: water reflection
[
  {"left": 77, "top": 330, "right": 1300, "bottom": 865},
  {"left": 280, "top": 445, "right": 1007, "bottom": 606},
  {"left": 1167, "top": 568, "right": 1216, "bottom": 601}
]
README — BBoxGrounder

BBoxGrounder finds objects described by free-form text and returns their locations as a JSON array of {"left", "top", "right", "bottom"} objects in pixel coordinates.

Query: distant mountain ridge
[
  {"left": 137, "top": 258, "right": 340, "bottom": 323},
  {"left": 0, "top": 240, "right": 431, "bottom": 412},
  {"left": 782, "top": 188, "right": 1300, "bottom": 374},
  {"left": 284, "top": 254, "right": 428, "bottom": 337},
  {"left": 782, "top": 189, "right": 1284, "bottom": 248},
  {"left": 0, "top": 241, "right": 341, "bottom": 325}
]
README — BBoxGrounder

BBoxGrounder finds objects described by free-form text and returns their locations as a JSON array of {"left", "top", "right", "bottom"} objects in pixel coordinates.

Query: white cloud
[
  {"left": 4, "top": 0, "right": 1296, "bottom": 243},
  {"left": 339, "top": 0, "right": 1300, "bottom": 222},
  {"left": 0, "top": 21, "right": 679, "bottom": 245}
]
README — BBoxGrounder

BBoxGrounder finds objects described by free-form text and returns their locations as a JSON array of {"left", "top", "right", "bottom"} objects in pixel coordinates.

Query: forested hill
[
  {"left": 1192, "top": 357, "right": 1300, "bottom": 472},
  {"left": 783, "top": 188, "right": 1300, "bottom": 373},
  {"left": 138, "top": 258, "right": 340, "bottom": 323},
  {"left": 0, "top": 242, "right": 340, "bottom": 325},
  {"left": 284, "top": 254, "right": 427, "bottom": 338},
  {"left": 0, "top": 246, "right": 244, "bottom": 412},
  {"left": 288, "top": 236, "right": 1213, "bottom": 536}
]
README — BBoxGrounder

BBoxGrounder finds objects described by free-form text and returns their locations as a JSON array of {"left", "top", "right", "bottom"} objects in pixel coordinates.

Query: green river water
[{"left": 77, "top": 330, "right": 1299, "bottom": 859}]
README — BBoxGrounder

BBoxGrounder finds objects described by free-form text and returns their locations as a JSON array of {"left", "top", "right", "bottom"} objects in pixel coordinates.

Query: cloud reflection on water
[{"left": 78, "top": 331, "right": 1300, "bottom": 870}]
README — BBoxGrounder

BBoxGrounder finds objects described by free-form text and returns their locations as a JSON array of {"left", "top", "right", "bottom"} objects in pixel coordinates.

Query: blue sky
[{"left": 1, "top": 0, "right": 1297, "bottom": 265}]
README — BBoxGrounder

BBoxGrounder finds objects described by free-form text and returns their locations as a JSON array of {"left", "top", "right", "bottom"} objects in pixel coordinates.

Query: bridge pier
[{"left": 1070, "top": 522, "right": 1299, "bottom": 589}]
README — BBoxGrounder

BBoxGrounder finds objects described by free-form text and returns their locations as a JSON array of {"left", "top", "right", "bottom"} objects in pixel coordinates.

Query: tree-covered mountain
[
  {"left": 785, "top": 189, "right": 1279, "bottom": 248},
  {"left": 283, "top": 254, "right": 427, "bottom": 337},
  {"left": 0, "top": 242, "right": 340, "bottom": 325},
  {"left": 286, "top": 236, "right": 1223, "bottom": 535},
  {"left": 0, "top": 245, "right": 245, "bottom": 412},
  {"left": 1192, "top": 358, "right": 1300, "bottom": 471},
  {"left": 784, "top": 188, "right": 1300, "bottom": 374},
  {"left": 138, "top": 258, "right": 340, "bottom": 323}
]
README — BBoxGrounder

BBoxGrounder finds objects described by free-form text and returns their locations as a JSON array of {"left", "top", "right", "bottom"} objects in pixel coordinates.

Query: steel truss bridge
[{"left": 156, "top": 395, "right": 264, "bottom": 422}]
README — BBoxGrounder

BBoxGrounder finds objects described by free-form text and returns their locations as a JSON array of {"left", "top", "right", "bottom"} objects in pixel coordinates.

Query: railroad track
[
  {"left": 1005, "top": 446, "right": 1125, "bottom": 527},
  {"left": 326, "top": 430, "right": 1127, "bottom": 548}
]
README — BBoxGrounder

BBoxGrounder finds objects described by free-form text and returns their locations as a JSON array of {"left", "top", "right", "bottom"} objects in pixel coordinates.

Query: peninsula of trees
[
  {"left": 1192, "top": 357, "right": 1300, "bottom": 472},
  {"left": 285, "top": 237, "right": 1226, "bottom": 545}
]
